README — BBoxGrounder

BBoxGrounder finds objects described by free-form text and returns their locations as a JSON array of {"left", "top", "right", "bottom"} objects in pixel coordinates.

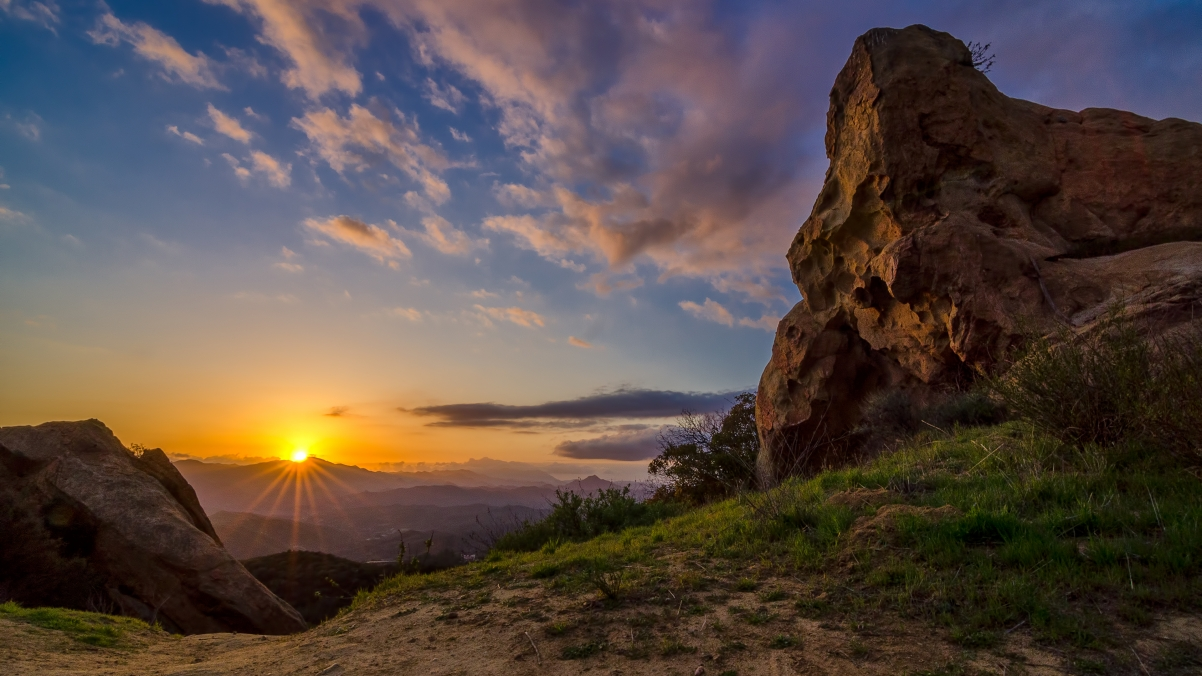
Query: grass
[
  {"left": 0, "top": 601, "right": 153, "bottom": 648},
  {"left": 353, "top": 421, "right": 1201, "bottom": 664}
]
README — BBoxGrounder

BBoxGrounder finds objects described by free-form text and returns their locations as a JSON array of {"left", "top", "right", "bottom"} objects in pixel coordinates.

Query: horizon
[{"left": 3, "top": 0, "right": 1201, "bottom": 470}]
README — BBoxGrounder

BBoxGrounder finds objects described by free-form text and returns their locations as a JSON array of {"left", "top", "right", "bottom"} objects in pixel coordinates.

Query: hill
[
  {"left": 239, "top": 551, "right": 397, "bottom": 626},
  {"left": 5, "top": 421, "right": 1201, "bottom": 673}
]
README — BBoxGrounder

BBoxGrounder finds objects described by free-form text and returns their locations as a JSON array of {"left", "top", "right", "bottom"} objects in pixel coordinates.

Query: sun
[{"left": 290, "top": 449, "right": 309, "bottom": 463}]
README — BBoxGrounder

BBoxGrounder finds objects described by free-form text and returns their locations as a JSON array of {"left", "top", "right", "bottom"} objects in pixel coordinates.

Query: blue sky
[{"left": 1, "top": 0, "right": 1199, "bottom": 472}]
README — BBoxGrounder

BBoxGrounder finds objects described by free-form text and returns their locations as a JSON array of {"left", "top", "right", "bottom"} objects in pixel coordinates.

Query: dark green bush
[
  {"left": 492, "top": 487, "right": 679, "bottom": 552},
  {"left": 858, "top": 388, "right": 1006, "bottom": 440},
  {"left": 648, "top": 392, "right": 760, "bottom": 503},
  {"left": 991, "top": 311, "right": 1202, "bottom": 457}
]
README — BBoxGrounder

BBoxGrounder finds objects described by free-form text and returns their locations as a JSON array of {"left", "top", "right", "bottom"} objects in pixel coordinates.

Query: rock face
[
  {"left": 757, "top": 25, "right": 1202, "bottom": 478},
  {"left": 0, "top": 420, "right": 307, "bottom": 635}
]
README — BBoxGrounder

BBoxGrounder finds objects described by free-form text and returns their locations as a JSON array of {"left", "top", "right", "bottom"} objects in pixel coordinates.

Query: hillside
[{"left": 4, "top": 422, "right": 1201, "bottom": 674}]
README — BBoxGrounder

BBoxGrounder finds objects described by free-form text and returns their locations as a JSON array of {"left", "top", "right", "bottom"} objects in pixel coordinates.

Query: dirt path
[{"left": 3, "top": 580, "right": 1140, "bottom": 676}]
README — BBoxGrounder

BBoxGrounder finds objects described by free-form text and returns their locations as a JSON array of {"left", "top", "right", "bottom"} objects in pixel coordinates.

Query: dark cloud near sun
[
  {"left": 553, "top": 427, "right": 663, "bottom": 461},
  {"left": 325, "top": 406, "right": 350, "bottom": 417},
  {"left": 405, "top": 388, "right": 744, "bottom": 428}
]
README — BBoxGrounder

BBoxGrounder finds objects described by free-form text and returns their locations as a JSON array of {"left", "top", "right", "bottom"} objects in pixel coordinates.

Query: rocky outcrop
[
  {"left": 0, "top": 420, "right": 306, "bottom": 635},
  {"left": 757, "top": 25, "right": 1202, "bottom": 478}
]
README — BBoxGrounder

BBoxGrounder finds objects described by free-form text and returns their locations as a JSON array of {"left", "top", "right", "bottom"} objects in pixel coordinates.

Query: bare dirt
[{"left": 5, "top": 570, "right": 1198, "bottom": 675}]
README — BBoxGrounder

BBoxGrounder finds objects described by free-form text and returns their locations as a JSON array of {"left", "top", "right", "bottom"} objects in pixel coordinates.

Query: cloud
[
  {"left": 5, "top": 112, "right": 42, "bottom": 141},
  {"left": 387, "top": 307, "right": 423, "bottom": 321},
  {"left": 449, "top": 127, "right": 471, "bottom": 142},
  {"left": 303, "top": 215, "right": 412, "bottom": 266},
  {"left": 0, "top": 205, "right": 30, "bottom": 223},
  {"left": 679, "top": 298, "right": 733, "bottom": 327},
  {"left": 738, "top": 313, "right": 779, "bottom": 332},
  {"left": 407, "top": 387, "right": 742, "bottom": 428},
  {"left": 494, "top": 183, "right": 552, "bottom": 209},
  {"left": 166, "top": 125, "right": 204, "bottom": 145},
  {"left": 567, "top": 336, "right": 592, "bottom": 348},
  {"left": 232, "top": 291, "right": 298, "bottom": 303},
  {"left": 89, "top": 12, "right": 223, "bottom": 89},
  {"left": 554, "top": 427, "right": 662, "bottom": 461},
  {"left": 473, "top": 305, "right": 545, "bottom": 328},
  {"left": 368, "top": 1, "right": 819, "bottom": 296},
  {"left": 424, "top": 78, "right": 467, "bottom": 113},
  {"left": 249, "top": 150, "right": 292, "bottom": 188},
  {"left": 581, "top": 272, "right": 642, "bottom": 297},
  {"left": 325, "top": 406, "right": 350, "bottom": 417},
  {"left": 1, "top": 0, "right": 60, "bottom": 32},
  {"left": 274, "top": 261, "right": 304, "bottom": 272},
  {"left": 469, "top": 289, "right": 498, "bottom": 299},
  {"left": 292, "top": 104, "right": 451, "bottom": 203},
  {"left": 201, "top": 0, "right": 363, "bottom": 99},
  {"left": 403, "top": 215, "right": 485, "bottom": 256},
  {"left": 221, "top": 153, "right": 252, "bottom": 180},
  {"left": 207, "top": 104, "right": 252, "bottom": 143}
]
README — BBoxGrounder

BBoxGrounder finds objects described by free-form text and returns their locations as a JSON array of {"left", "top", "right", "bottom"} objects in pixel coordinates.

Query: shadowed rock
[
  {"left": 0, "top": 419, "right": 306, "bottom": 635},
  {"left": 757, "top": 25, "right": 1202, "bottom": 478}
]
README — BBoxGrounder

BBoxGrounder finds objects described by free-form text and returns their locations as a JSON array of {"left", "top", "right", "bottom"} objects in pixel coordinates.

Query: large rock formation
[
  {"left": 0, "top": 420, "right": 307, "bottom": 634},
  {"left": 757, "top": 25, "right": 1202, "bottom": 478}
]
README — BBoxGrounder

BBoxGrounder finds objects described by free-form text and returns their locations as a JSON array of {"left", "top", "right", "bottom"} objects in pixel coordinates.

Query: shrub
[
  {"left": 648, "top": 392, "right": 760, "bottom": 503},
  {"left": 493, "top": 487, "right": 678, "bottom": 552},
  {"left": 991, "top": 311, "right": 1202, "bottom": 457}
]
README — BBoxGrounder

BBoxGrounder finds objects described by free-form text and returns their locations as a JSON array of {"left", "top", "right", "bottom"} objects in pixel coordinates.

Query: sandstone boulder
[
  {"left": 757, "top": 25, "right": 1202, "bottom": 478},
  {"left": 0, "top": 419, "right": 307, "bottom": 634}
]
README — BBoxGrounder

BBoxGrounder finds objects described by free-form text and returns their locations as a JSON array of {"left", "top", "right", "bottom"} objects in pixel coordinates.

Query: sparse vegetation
[
  {"left": 493, "top": 486, "right": 680, "bottom": 552},
  {"left": 649, "top": 392, "right": 760, "bottom": 503},
  {"left": 0, "top": 601, "right": 152, "bottom": 647},
  {"left": 991, "top": 310, "right": 1202, "bottom": 459}
]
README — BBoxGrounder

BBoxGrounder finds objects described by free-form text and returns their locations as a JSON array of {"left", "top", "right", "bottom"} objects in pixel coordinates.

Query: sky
[{"left": 2, "top": 0, "right": 1200, "bottom": 474}]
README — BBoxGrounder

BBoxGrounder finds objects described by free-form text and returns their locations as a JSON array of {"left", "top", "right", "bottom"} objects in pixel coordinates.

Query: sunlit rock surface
[
  {"left": 757, "top": 24, "right": 1202, "bottom": 477},
  {"left": 0, "top": 419, "right": 306, "bottom": 634}
]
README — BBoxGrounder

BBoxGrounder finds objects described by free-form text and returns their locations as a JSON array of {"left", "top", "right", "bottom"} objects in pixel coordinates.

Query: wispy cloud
[
  {"left": 166, "top": 125, "right": 204, "bottom": 145},
  {"left": 248, "top": 150, "right": 291, "bottom": 188},
  {"left": 679, "top": 298, "right": 733, "bottom": 327},
  {"left": 473, "top": 305, "right": 545, "bottom": 328},
  {"left": 401, "top": 215, "right": 486, "bottom": 256},
  {"left": 207, "top": 104, "right": 252, "bottom": 143},
  {"left": 89, "top": 12, "right": 223, "bottom": 89},
  {"left": 449, "top": 127, "right": 471, "bottom": 142},
  {"left": 1, "top": 0, "right": 60, "bottom": 32},
  {"left": 567, "top": 336, "right": 592, "bottom": 349},
  {"left": 406, "top": 388, "right": 742, "bottom": 428},
  {"left": 221, "top": 153, "right": 251, "bottom": 180},
  {"left": 303, "top": 215, "right": 411, "bottom": 267},
  {"left": 386, "top": 307, "right": 423, "bottom": 321},
  {"left": 201, "top": 0, "right": 363, "bottom": 99},
  {"left": 738, "top": 313, "right": 779, "bottom": 332},
  {"left": 292, "top": 104, "right": 450, "bottom": 204},
  {"left": 424, "top": 77, "right": 466, "bottom": 113}
]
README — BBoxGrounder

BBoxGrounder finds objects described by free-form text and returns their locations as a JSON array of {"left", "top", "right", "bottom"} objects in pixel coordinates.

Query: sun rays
[{"left": 223, "top": 455, "right": 371, "bottom": 556}]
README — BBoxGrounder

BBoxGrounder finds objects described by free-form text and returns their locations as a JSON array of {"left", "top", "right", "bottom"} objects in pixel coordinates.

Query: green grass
[
  {"left": 0, "top": 602, "right": 153, "bottom": 647},
  {"left": 354, "top": 422, "right": 1202, "bottom": 656}
]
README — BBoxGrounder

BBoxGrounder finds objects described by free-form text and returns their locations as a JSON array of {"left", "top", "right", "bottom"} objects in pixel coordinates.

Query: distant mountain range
[
  {"left": 175, "top": 457, "right": 645, "bottom": 561},
  {"left": 174, "top": 457, "right": 625, "bottom": 516}
]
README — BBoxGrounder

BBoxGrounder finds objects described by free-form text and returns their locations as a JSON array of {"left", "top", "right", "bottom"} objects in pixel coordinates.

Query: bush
[
  {"left": 991, "top": 311, "right": 1202, "bottom": 457},
  {"left": 648, "top": 392, "right": 760, "bottom": 503},
  {"left": 492, "top": 487, "right": 678, "bottom": 552},
  {"left": 854, "top": 388, "right": 1006, "bottom": 452}
]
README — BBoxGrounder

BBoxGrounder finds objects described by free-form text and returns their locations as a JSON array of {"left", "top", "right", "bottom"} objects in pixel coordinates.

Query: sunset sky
[{"left": 2, "top": 0, "right": 1199, "bottom": 473}]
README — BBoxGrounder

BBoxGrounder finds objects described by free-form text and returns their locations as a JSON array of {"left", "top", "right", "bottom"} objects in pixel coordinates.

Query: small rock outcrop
[
  {"left": 757, "top": 25, "right": 1202, "bottom": 477},
  {"left": 0, "top": 420, "right": 306, "bottom": 634}
]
